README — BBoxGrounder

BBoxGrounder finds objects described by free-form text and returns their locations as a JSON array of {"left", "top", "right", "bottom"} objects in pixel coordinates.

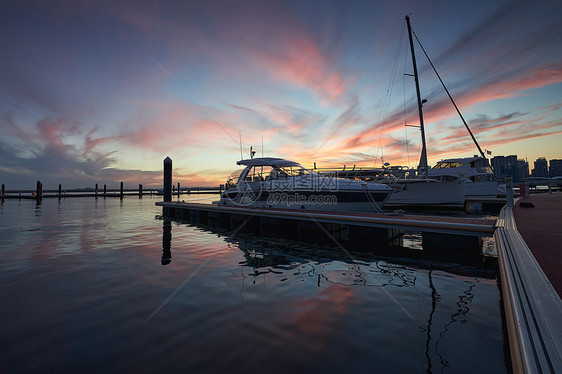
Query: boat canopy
[
  {"left": 237, "top": 158, "right": 302, "bottom": 168},
  {"left": 435, "top": 156, "right": 483, "bottom": 164}
]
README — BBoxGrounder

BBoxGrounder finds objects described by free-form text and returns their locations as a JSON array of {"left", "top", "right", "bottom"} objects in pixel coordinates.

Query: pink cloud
[{"left": 252, "top": 35, "right": 351, "bottom": 103}]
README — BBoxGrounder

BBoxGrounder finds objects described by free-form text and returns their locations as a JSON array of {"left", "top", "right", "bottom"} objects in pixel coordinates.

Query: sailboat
[
  {"left": 400, "top": 16, "right": 500, "bottom": 197},
  {"left": 358, "top": 15, "right": 466, "bottom": 208}
]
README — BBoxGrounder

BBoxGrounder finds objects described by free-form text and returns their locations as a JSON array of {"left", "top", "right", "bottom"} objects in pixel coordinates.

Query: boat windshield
[
  {"left": 225, "top": 168, "right": 246, "bottom": 189},
  {"left": 243, "top": 166, "right": 274, "bottom": 182},
  {"left": 267, "top": 166, "right": 312, "bottom": 179},
  {"left": 433, "top": 162, "right": 464, "bottom": 169},
  {"left": 241, "top": 165, "right": 313, "bottom": 182}
]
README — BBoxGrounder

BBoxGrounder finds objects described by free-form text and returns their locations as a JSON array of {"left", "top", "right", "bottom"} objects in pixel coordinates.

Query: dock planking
[{"left": 513, "top": 193, "right": 562, "bottom": 297}]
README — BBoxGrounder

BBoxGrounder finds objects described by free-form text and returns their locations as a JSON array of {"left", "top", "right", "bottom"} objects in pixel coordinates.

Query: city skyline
[{"left": 1, "top": 0, "right": 561, "bottom": 189}]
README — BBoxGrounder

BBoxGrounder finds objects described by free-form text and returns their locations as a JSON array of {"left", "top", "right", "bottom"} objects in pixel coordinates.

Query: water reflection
[
  {"left": 0, "top": 197, "right": 505, "bottom": 373},
  {"left": 162, "top": 220, "right": 172, "bottom": 265},
  {"left": 159, "top": 219, "right": 494, "bottom": 373},
  {"left": 161, "top": 217, "right": 496, "bottom": 279}
]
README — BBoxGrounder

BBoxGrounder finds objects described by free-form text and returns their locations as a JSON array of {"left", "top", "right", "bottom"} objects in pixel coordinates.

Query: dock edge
[{"left": 495, "top": 206, "right": 562, "bottom": 373}]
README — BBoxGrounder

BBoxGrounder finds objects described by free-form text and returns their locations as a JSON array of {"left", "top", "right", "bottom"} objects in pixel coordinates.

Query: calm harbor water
[{"left": 0, "top": 196, "right": 507, "bottom": 373}]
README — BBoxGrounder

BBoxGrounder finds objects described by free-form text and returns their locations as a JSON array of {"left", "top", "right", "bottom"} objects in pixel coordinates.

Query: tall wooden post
[
  {"left": 120, "top": 182, "right": 124, "bottom": 199},
  {"left": 164, "top": 157, "right": 172, "bottom": 202},
  {"left": 139, "top": 184, "right": 143, "bottom": 198},
  {"left": 177, "top": 182, "right": 180, "bottom": 197},
  {"left": 95, "top": 183, "right": 98, "bottom": 199},
  {"left": 1, "top": 184, "right": 4, "bottom": 202},
  {"left": 103, "top": 184, "right": 107, "bottom": 196},
  {"left": 36, "top": 180, "right": 43, "bottom": 202}
]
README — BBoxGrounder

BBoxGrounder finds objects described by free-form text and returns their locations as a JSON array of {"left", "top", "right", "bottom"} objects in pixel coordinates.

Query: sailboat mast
[{"left": 405, "top": 15, "right": 429, "bottom": 178}]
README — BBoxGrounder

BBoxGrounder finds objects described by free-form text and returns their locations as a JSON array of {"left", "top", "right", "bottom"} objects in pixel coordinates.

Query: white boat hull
[
  {"left": 220, "top": 189, "right": 391, "bottom": 213},
  {"left": 464, "top": 181, "right": 498, "bottom": 197},
  {"left": 385, "top": 180, "right": 465, "bottom": 207}
]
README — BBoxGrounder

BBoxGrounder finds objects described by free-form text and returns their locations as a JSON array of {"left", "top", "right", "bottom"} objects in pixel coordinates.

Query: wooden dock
[
  {"left": 156, "top": 201, "right": 495, "bottom": 254},
  {"left": 156, "top": 201, "right": 495, "bottom": 236}
]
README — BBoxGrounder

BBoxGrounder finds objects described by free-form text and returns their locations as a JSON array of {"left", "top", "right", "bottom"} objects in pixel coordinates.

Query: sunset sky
[{"left": 1, "top": 0, "right": 561, "bottom": 189}]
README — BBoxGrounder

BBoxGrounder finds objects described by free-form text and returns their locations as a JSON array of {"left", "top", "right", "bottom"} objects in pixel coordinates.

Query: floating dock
[{"left": 156, "top": 201, "right": 495, "bottom": 252}]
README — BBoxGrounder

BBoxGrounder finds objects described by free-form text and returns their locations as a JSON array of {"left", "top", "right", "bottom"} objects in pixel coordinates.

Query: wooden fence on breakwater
[{"left": 0, "top": 181, "right": 221, "bottom": 202}]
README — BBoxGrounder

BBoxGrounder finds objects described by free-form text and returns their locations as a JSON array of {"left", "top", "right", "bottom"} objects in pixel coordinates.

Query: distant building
[
  {"left": 549, "top": 159, "right": 562, "bottom": 177},
  {"left": 532, "top": 157, "right": 548, "bottom": 178},
  {"left": 517, "top": 159, "right": 529, "bottom": 181},
  {"left": 491, "top": 155, "right": 519, "bottom": 181}
]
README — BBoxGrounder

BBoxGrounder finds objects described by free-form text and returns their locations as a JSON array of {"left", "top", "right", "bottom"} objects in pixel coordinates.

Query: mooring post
[
  {"left": 163, "top": 157, "right": 172, "bottom": 202},
  {"left": 120, "top": 182, "right": 124, "bottom": 199},
  {"left": 95, "top": 183, "right": 98, "bottom": 199},
  {"left": 36, "top": 180, "right": 43, "bottom": 202},
  {"left": 139, "top": 184, "right": 143, "bottom": 198},
  {"left": 103, "top": 184, "right": 107, "bottom": 196},
  {"left": 1, "top": 184, "right": 4, "bottom": 202},
  {"left": 178, "top": 182, "right": 181, "bottom": 198}
]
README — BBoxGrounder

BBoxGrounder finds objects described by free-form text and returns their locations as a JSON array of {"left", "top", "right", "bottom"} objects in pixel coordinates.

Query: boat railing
[{"left": 316, "top": 165, "right": 411, "bottom": 188}]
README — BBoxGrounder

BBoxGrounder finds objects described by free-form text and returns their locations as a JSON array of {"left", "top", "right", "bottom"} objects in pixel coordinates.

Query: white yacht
[
  {"left": 320, "top": 167, "right": 465, "bottom": 208},
  {"left": 386, "top": 178, "right": 465, "bottom": 207},
  {"left": 428, "top": 156, "right": 499, "bottom": 197},
  {"left": 219, "top": 157, "right": 393, "bottom": 212}
]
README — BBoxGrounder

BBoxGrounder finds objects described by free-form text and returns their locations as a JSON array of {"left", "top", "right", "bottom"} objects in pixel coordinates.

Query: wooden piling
[
  {"left": 120, "top": 182, "right": 124, "bottom": 199},
  {"left": 1, "top": 184, "right": 4, "bottom": 202},
  {"left": 103, "top": 184, "right": 107, "bottom": 196},
  {"left": 95, "top": 183, "right": 98, "bottom": 198},
  {"left": 163, "top": 157, "right": 172, "bottom": 202},
  {"left": 36, "top": 180, "right": 43, "bottom": 201},
  {"left": 177, "top": 182, "right": 180, "bottom": 197},
  {"left": 139, "top": 184, "right": 143, "bottom": 197}
]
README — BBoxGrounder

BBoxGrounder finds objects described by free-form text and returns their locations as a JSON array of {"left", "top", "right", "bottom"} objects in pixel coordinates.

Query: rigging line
[
  {"left": 403, "top": 36, "right": 413, "bottom": 168},
  {"left": 310, "top": 83, "right": 385, "bottom": 158},
  {"left": 146, "top": 52, "right": 240, "bottom": 147},
  {"left": 404, "top": 90, "right": 417, "bottom": 168},
  {"left": 405, "top": 125, "right": 410, "bottom": 167},
  {"left": 366, "top": 23, "right": 407, "bottom": 162},
  {"left": 411, "top": 31, "right": 485, "bottom": 159}
]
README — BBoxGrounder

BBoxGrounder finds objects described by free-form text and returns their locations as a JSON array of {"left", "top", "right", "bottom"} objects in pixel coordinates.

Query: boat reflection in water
[{"left": 159, "top": 218, "right": 505, "bottom": 373}]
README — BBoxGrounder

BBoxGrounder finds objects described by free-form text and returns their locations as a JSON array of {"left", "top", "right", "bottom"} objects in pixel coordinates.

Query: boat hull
[
  {"left": 220, "top": 189, "right": 391, "bottom": 212},
  {"left": 385, "top": 180, "right": 465, "bottom": 207},
  {"left": 464, "top": 181, "right": 499, "bottom": 197}
]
